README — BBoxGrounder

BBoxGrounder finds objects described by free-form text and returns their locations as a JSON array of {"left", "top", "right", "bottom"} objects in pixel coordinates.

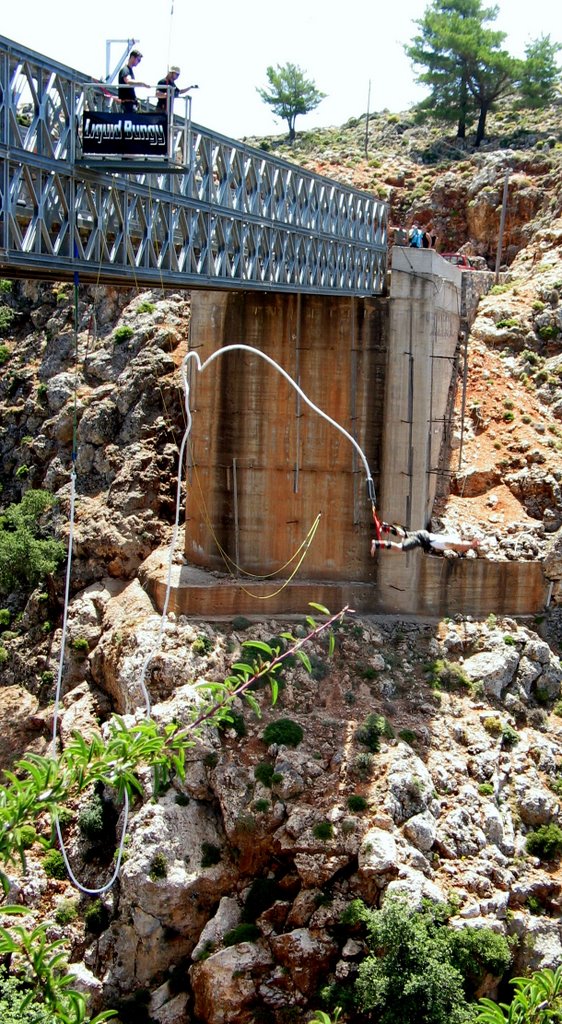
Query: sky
[{"left": 2, "top": 0, "right": 561, "bottom": 140}]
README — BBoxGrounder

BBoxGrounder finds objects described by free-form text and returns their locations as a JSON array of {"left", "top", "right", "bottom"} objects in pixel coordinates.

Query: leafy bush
[
  {"left": 525, "top": 823, "right": 562, "bottom": 861},
  {"left": 113, "top": 325, "right": 134, "bottom": 343},
  {"left": 78, "top": 787, "right": 117, "bottom": 847},
  {"left": 355, "top": 713, "right": 392, "bottom": 752},
  {"left": 84, "top": 898, "right": 110, "bottom": 935},
  {"left": 42, "top": 848, "right": 66, "bottom": 879},
  {"left": 54, "top": 897, "right": 79, "bottom": 925},
  {"left": 223, "top": 923, "right": 260, "bottom": 946},
  {"left": 136, "top": 301, "right": 155, "bottom": 314},
  {"left": 347, "top": 794, "right": 368, "bottom": 812},
  {"left": 448, "top": 927, "right": 511, "bottom": 989},
  {"left": 350, "top": 897, "right": 508, "bottom": 1024},
  {"left": 0, "top": 306, "right": 15, "bottom": 332},
  {"left": 0, "top": 343, "right": 10, "bottom": 365},
  {"left": 192, "top": 634, "right": 213, "bottom": 655},
  {"left": 427, "top": 659, "right": 471, "bottom": 692},
  {"left": 149, "top": 852, "right": 168, "bottom": 879},
  {"left": 478, "top": 783, "right": 494, "bottom": 797},
  {"left": 71, "top": 636, "right": 90, "bottom": 654},
  {"left": 0, "top": 969, "right": 52, "bottom": 1023},
  {"left": 254, "top": 761, "right": 275, "bottom": 787},
  {"left": 200, "top": 842, "right": 222, "bottom": 867},
  {"left": 262, "top": 718, "right": 303, "bottom": 748},
  {"left": 0, "top": 490, "right": 65, "bottom": 596},
  {"left": 0, "top": 608, "right": 10, "bottom": 629},
  {"left": 352, "top": 752, "right": 374, "bottom": 780},
  {"left": 313, "top": 820, "right": 334, "bottom": 841}
]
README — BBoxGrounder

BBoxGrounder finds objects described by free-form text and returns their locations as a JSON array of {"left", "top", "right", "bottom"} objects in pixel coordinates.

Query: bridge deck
[{"left": 0, "top": 35, "right": 388, "bottom": 294}]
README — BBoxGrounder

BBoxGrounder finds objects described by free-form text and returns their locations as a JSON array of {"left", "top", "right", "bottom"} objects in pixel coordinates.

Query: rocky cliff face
[{"left": 0, "top": 108, "right": 562, "bottom": 1024}]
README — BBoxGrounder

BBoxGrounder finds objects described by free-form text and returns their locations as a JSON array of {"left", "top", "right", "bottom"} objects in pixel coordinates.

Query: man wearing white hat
[{"left": 156, "top": 67, "right": 198, "bottom": 112}]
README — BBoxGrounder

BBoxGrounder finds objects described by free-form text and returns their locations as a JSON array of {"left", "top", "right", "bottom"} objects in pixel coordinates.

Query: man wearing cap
[
  {"left": 156, "top": 67, "right": 196, "bottom": 111},
  {"left": 118, "top": 50, "right": 150, "bottom": 113}
]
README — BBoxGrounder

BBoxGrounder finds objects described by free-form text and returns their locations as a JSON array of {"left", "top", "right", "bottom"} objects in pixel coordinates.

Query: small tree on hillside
[
  {"left": 517, "top": 35, "right": 562, "bottom": 109},
  {"left": 257, "top": 62, "right": 326, "bottom": 141}
]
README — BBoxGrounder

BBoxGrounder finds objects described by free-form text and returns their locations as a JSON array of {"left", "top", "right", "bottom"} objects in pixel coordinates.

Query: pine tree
[
  {"left": 257, "top": 63, "right": 326, "bottom": 142},
  {"left": 518, "top": 35, "right": 562, "bottom": 109},
  {"left": 405, "top": 0, "right": 518, "bottom": 146}
]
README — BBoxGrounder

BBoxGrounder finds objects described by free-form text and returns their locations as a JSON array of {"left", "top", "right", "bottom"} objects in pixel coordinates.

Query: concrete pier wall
[{"left": 185, "top": 291, "right": 388, "bottom": 582}]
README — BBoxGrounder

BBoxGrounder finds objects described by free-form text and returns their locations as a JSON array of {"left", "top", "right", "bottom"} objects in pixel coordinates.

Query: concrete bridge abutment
[{"left": 152, "top": 256, "right": 548, "bottom": 618}]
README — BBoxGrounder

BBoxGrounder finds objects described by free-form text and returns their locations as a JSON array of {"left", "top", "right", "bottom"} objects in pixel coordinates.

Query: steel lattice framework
[{"left": 0, "top": 36, "right": 388, "bottom": 294}]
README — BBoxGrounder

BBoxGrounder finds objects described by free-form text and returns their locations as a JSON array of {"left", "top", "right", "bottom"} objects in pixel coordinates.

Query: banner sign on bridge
[{"left": 81, "top": 112, "right": 168, "bottom": 156}]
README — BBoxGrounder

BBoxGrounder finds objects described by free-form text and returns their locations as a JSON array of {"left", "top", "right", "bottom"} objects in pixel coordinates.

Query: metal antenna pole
[{"left": 364, "top": 79, "right": 371, "bottom": 158}]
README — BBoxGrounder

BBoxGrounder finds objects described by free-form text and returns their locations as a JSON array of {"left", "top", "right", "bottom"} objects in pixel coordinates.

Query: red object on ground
[{"left": 441, "top": 252, "right": 475, "bottom": 269}]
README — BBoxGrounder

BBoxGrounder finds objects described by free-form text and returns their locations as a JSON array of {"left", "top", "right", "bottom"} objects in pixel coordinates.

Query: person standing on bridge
[
  {"left": 371, "top": 523, "right": 480, "bottom": 556},
  {"left": 156, "top": 66, "right": 198, "bottom": 112},
  {"left": 118, "top": 50, "right": 150, "bottom": 113}
]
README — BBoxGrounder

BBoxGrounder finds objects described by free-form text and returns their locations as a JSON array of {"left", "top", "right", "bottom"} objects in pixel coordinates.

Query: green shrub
[
  {"left": 355, "top": 713, "right": 392, "bottom": 752},
  {"left": 18, "top": 824, "right": 36, "bottom": 849},
  {"left": 0, "top": 608, "right": 10, "bottom": 629},
  {"left": 448, "top": 926, "right": 511, "bottom": 988},
  {"left": 78, "top": 788, "right": 116, "bottom": 846},
  {"left": 525, "top": 823, "right": 562, "bottom": 861},
  {"left": 501, "top": 724, "right": 520, "bottom": 749},
  {"left": 84, "top": 898, "right": 110, "bottom": 934},
  {"left": 0, "top": 969, "right": 52, "bottom": 1023},
  {"left": 223, "top": 923, "right": 260, "bottom": 946},
  {"left": 354, "top": 898, "right": 471, "bottom": 1022},
  {"left": 0, "top": 490, "right": 65, "bottom": 596},
  {"left": 71, "top": 636, "right": 89, "bottom": 654},
  {"left": 0, "top": 343, "right": 10, "bottom": 365},
  {"left": 347, "top": 794, "right": 368, "bottom": 812},
  {"left": 254, "top": 761, "right": 275, "bottom": 787},
  {"left": 352, "top": 752, "right": 374, "bottom": 780},
  {"left": 0, "top": 279, "right": 12, "bottom": 293},
  {"left": 54, "top": 897, "right": 79, "bottom": 925},
  {"left": 0, "top": 306, "right": 15, "bottom": 332},
  {"left": 426, "top": 659, "right": 470, "bottom": 692},
  {"left": 483, "top": 716, "right": 503, "bottom": 736},
  {"left": 313, "top": 820, "right": 334, "bottom": 841},
  {"left": 478, "top": 782, "right": 494, "bottom": 797},
  {"left": 136, "top": 301, "right": 156, "bottom": 314},
  {"left": 192, "top": 634, "right": 213, "bottom": 655},
  {"left": 537, "top": 324, "right": 559, "bottom": 341},
  {"left": 113, "top": 324, "right": 134, "bottom": 343},
  {"left": 262, "top": 718, "right": 304, "bottom": 748},
  {"left": 42, "top": 848, "right": 66, "bottom": 879},
  {"left": 232, "top": 615, "right": 252, "bottom": 630},
  {"left": 399, "top": 728, "right": 418, "bottom": 745},
  {"left": 0, "top": 646, "right": 8, "bottom": 665},
  {"left": 253, "top": 798, "right": 270, "bottom": 813},
  {"left": 149, "top": 852, "right": 168, "bottom": 879},
  {"left": 201, "top": 842, "right": 222, "bottom": 867}
]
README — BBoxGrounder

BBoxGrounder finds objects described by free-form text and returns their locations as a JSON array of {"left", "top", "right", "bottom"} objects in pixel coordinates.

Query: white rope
[
  {"left": 181, "top": 344, "right": 376, "bottom": 491},
  {"left": 51, "top": 470, "right": 132, "bottom": 894}
]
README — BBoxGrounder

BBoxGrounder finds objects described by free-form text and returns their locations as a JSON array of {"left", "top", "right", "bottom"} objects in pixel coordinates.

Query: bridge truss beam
[{"left": 0, "top": 36, "right": 388, "bottom": 295}]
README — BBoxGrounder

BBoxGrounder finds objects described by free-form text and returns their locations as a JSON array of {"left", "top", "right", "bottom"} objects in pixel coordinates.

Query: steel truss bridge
[{"left": 0, "top": 36, "right": 388, "bottom": 295}]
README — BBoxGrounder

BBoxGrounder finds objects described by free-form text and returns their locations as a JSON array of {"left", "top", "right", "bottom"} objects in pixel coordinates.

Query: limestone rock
[{"left": 190, "top": 942, "right": 273, "bottom": 1024}]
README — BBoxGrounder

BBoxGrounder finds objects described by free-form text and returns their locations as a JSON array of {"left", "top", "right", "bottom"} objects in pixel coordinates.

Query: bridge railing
[{"left": 0, "top": 35, "right": 388, "bottom": 294}]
